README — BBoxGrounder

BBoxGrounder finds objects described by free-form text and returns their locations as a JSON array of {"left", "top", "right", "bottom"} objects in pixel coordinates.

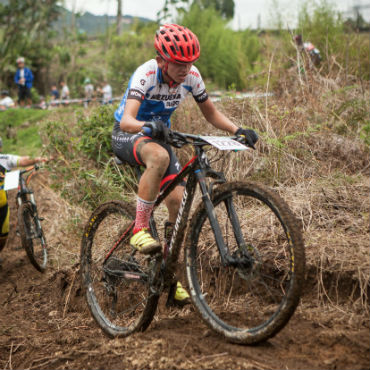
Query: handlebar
[
  {"left": 142, "top": 128, "right": 250, "bottom": 149},
  {"left": 20, "top": 164, "right": 39, "bottom": 176},
  {"left": 167, "top": 130, "right": 248, "bottom": 149}
]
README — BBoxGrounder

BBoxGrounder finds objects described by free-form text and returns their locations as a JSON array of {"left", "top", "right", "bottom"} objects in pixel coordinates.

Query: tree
[
  {"left": 117, "top": 0, "right": 123, "bottom": 35},
  {"left": 193, "top": 0, "right": 234, "bottom": 19},
  {"left": 157, "top": 0, "right": 234, "bottom": 22},
  {"left": 0, "top": 0, "right": 61, "bottom": 92}
]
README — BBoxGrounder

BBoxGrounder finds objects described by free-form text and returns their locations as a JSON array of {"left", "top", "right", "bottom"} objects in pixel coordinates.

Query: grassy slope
[{"left": 0, "top": 109, "right": 50, "bottom": 157}]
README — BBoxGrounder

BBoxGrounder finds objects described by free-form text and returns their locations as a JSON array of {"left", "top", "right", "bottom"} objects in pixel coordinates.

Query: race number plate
[
  {"left": 4, "top": 170, "right": 20, "bottom": 190},
  {"left": 199, "top": 136, "right": 248, "bottom": 151}
]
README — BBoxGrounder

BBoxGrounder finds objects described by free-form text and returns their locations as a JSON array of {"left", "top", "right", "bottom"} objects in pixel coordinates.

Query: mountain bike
[
  {"left": 80, "top": 131, "right": 305, "bottom": 344},
  {"left": 16, "top": 165, "right": 48, "bottom": 272}
]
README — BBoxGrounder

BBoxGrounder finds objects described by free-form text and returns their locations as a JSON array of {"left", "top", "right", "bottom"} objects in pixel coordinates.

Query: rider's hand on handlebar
[
  {"left": 235, "top": 127, "right": 258, "bottom": 149},
  {"left": 142, "top": 121, "right": 169, "bottom": 143}
]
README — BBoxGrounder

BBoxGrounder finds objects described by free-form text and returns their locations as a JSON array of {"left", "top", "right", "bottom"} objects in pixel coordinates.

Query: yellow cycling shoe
[
  {"left": 130, "top": 229, "right": 161, "bottom": 254},
  {"left": 167, "top": 281, "right": 191, "bottom": 307}
]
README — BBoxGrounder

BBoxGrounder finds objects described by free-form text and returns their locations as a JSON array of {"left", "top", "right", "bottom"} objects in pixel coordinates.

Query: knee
[{"left": 147, "top": 150, "right": 170, "bottom": 173}]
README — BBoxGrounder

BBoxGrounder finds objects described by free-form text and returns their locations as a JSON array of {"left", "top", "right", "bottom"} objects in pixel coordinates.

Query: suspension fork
[{"left": 223, "top": 194, "right": 247, "bottom": 251}]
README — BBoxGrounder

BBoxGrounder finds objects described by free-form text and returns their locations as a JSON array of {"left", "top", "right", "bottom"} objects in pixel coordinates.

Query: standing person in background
[
  {"left": 0, "top": 137, "right": 48, "bottom": 254},
  {"left": 99, "top": 80, "right": 112, "bottom": 105},
  {"left": 83, "top": 77, "right": 94, "bottom": 108},
  {"left": 14, "top": 57, "right": 33, "bottom": 107},
  {"left": 60, "top": 81, "right": 70, "bottom": 105}
]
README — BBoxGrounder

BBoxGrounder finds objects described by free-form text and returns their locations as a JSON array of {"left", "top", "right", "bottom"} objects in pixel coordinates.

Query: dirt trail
[{"left": 0, "top": 173, "right": 368, "bottom": 370}]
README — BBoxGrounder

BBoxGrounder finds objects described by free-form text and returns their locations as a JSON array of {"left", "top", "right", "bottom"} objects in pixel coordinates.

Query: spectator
[
  {"left": 294, "top": 34, "right": 322, "bottom": 67},
  {"left": 83, "top": 77, "right": 94, "bottom": 108},
  {"left": 60, "top": 81, "right": 70, "bottom": 100},
  {"left": 50, "top": 84, "right": 59, "bottom": 100},
  {"left": 99, "top": 80, "right": 112, "bottom": 105},
  {"left": 14, "top": 57, "right": 33, "bottom": 107},
  {"left": 37, "top": 96, "right": 47, "bottom": 110},
  {"left": 60, "top": 81, "right": 70, "bottom": 106},
  {"left": 0, "top": 91, "right": 15, "bottom": 110}
]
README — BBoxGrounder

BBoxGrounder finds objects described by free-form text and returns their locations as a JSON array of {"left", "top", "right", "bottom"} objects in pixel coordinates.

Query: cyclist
[
  {"left": 294, "top": 34, "right": 322, "bottom": 67},
  {"left": 0, "top": 138, "right": 48, "bottom": 253},
  {"left": 112, "top": 24, "right": 258, "bottom": 306}
]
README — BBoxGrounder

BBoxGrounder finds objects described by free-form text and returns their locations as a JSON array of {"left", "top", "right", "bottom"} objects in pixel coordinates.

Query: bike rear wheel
[
  {"left": 185, "top": 181, "right": 305, "bottom": 344},
  {"left": 18, "top": 202, "right": 47, "bottom": 272},
  {"left": 80, "top": 200, "right": 161, "bottom": 338}
]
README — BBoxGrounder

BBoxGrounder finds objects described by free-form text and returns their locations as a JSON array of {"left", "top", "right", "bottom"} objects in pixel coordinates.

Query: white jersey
[
  {"left": 0, "top": 154, "right": 20, "bottom": 173},
  {"left": 114, "top": 59, "right": 208, "bottom": 128},
  {"left": 102, "top": 84, "right": 112, "bottom": 102}
]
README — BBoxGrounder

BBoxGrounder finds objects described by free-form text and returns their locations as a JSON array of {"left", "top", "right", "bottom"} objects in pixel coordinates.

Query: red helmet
[{"left": 155, "top": 24, "right": 200, "bottom": 64}]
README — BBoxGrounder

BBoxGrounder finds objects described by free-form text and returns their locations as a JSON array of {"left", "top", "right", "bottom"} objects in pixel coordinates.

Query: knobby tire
[
  {"left": 80, "top": 200, "right": 161, "bottom": 338},
  {"left": 18, "top": 201, "right": 47, "bottom": 272},
  {"left": 185, "top": 181, "right": 305, "bottom": 344}
]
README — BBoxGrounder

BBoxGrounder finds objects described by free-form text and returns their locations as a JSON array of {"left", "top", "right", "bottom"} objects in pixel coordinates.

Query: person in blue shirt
[
  {"left": 50, "top": 84, "right": 60, "bottom": 100},
  {"left": 112, "top": 24, "right": 258, "bottom": 306},
  {"left": 14, "top": 57, "right": 34, "bottom": 107}
]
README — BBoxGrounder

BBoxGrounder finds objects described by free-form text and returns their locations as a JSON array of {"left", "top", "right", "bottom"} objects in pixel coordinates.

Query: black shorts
[
  {"left": 18, "top": 85, "right": 31, "bottom": 102},
  {"left": 112, "top": 127, "right": 184, "bottom": 191}
]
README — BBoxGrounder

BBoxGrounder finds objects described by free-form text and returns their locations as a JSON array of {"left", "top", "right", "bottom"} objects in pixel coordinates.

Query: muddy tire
[
  {"left": 185, "top": 181, "right": 305, "bottom": 344},
  {"left": 18, "top": 202, "right": 47, "bottom": 272},
  {"left": 80, "top": 200, "right": 161, "bottom": 338}
]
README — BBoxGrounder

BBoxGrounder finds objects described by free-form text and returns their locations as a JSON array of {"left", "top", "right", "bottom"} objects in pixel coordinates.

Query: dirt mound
[{"left": 0, "top": 172, "right": 369, "bottom": 370}]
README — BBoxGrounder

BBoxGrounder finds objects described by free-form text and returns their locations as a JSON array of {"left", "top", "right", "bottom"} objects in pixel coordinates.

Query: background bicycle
[
  {"left": 80, "top": 130, "right": 305, "bottom": 344},
  {"left": 13, "top": 165, "right": 48, "bottom": 272}
]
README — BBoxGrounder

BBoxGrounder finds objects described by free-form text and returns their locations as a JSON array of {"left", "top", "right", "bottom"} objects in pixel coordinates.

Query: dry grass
[{"left": 170, "top": 55, "right": 369, "bottom": 317}]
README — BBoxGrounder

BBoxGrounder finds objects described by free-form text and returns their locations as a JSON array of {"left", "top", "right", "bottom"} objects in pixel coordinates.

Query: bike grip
[{"left": 142, "top": 126, "right": 152, "bottom": 136}]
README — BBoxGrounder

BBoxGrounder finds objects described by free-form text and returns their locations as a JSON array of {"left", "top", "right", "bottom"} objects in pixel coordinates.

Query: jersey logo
[
  {"left": 189, "top": 70, "right": 200, "bottom": 78},
  {"left": 150, "top": 93, "right": 181, "bottom": 101},
  {"left": 146, "top": 70, "right": 155, "bottom": 77},
  {"left": 128, "top": 89, "right": 144, "bottom": 101}
]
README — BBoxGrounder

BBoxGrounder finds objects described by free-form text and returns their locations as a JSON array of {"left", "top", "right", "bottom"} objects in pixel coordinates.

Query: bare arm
[
  {"left": 120, "top": 99, "right": 145, "bottom": 133},
  {"left": 197, "top": 98, "right": 239, "bottom": 134},
  {"left": 18, "top": 156, "right": 48, "bottom": 167}
]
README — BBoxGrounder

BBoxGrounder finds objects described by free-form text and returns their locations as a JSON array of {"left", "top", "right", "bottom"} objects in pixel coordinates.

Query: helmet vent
[
  {"left": 165, "top": 36, "right": 171, "bottom": 42},
  {"left": 174, "top": 35, "right": 180, "bottom": 41},
  {"left": 162, "top": 45, "right": 170, "bottom": 58},
  {"left": 179, "top": 46, "right": 185, "bottom": 57},
  {"left": 183, "top": 34, "right": 188, "bottom": 42}
]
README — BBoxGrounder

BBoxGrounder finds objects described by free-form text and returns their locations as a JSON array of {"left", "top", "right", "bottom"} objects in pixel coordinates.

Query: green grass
[{"left": 0, "top": 108, "right": 50, "bottom": 156}]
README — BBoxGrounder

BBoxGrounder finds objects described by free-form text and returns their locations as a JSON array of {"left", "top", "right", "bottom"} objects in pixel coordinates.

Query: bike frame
[
  {"left": 151, "top": 144, "right": 247, "bottom": 283},
  {"left": 104, "top": 137, "right": 249, "bottom": 287},
  {"left": 16, "top": 166, "right": 37, "bottom": 207}
]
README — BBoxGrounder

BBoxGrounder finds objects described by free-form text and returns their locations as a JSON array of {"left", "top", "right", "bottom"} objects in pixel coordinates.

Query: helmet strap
[{"left": 162, "top": 61, "right": 179, "bottom": 88}]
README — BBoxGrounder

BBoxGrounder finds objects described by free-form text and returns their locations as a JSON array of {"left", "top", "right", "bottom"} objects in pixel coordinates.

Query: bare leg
[{"left": 139, "top": 142, "right": 170, "bottom": 201}]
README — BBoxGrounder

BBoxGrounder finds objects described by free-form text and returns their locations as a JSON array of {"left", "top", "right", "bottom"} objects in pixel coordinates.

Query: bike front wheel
[
  {"left": 18, "top": 202, "right": 47, "bottom": 272},
  {"left": 185, "top": 181, "right": 305, "bottom": 344},
  {"left": 80, "top": 200, "right": 161, "bottom": 338}
]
